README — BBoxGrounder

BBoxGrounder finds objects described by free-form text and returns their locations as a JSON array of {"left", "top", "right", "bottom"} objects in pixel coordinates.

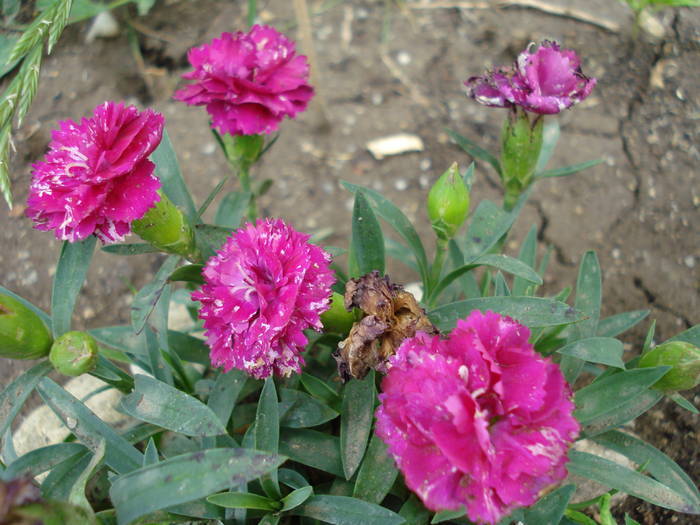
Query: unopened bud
[
  {"left": 132, "top": 192, "right": 198, "bottom": 261},
  {"left": 639, "top": 341, "right": 700, "bottom": 392},
  {"left": 49, "top": 331, "right": 98, "bottom": 377},
  {"left": 427, "top": 163, "right": 470, "bottom": 240},
  {"left": 321, "top": 292, "right": 358, "bottom": 335},
  {"left": 0, "top": 294, "right": 52, "bottom": 360}
]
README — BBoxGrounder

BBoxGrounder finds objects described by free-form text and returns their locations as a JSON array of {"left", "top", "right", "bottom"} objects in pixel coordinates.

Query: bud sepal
[
  {"left": 639, "top": 341, "right": 700, "bottom": 392},
  {"left": 49, "top": 331, "right": 99, "bottom": 377},
  {"left": 0, "top": 294, "right": 52, "bottom": 360}
]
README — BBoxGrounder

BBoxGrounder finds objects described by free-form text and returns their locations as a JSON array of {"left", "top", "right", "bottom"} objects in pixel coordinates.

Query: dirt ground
[{"left": 1, "top": 0, "right": 698, "bottom": 523}]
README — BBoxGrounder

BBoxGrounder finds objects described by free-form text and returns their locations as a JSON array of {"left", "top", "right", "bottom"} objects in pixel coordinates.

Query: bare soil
[{"left": 1, "top": 1, "right": 698, "bottom": 523}]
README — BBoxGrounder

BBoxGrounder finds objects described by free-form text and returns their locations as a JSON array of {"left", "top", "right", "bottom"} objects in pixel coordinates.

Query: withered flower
[{"left": 334, "top": 271, "right": 437, "bottom": 381}]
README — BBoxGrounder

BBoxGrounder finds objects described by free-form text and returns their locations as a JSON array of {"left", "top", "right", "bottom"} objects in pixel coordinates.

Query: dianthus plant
[{"left": 0, "top": 14, "right": 699, "bottom": 525}]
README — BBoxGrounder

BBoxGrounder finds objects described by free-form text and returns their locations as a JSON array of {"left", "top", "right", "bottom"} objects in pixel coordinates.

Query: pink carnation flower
[
  {"left": 192, "top": 219, "right": 335, "bottom": 379},
  {"left": 174, "top": 25, "right": 314, "bottom": 135},
  {"left": 466, "top": 41, "right": 596, "bottom": 114},
  {"left": 26, "top": 102, "right": 164, "bottom": 244},
  {"left": 376, "top": 310, "right": 579, "bottom": 524}
]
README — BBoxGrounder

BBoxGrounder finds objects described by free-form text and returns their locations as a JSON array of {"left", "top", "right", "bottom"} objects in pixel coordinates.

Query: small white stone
[
  {"left": 371, "top": 92, "right": 384, "bottom": 106},
  {"left": 85, "top": 12, "right": 120, "bottom": 43},
  {"left": 419, "top": 158, "right": 432, "bottom": 171},
  {"left": 366, "top": 133, "right": 424, "bottom": 160},
  {"left": 394, "top": 178, "right": 408, "bottom": 191},
  {"left": 612, "top": 248, "right": 621, "bottom": 260},
  {"left": 397, "top": 51, "right": 411, "bottom": 66},
  {"left": 202, "top": 142, "right": 216, "bottom": 155},
  {"left": 684, "top": 256, "right": 695, "bottom": 269}
]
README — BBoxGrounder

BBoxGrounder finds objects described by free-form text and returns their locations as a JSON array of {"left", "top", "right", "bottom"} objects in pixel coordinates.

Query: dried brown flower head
[{"left": 333, "top": 271, "right": 437, "bottom": 381}]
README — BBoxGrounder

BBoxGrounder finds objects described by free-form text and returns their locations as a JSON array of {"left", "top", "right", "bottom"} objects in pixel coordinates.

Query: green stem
[
  {"left": 247, "top": 0, "right": 257, "bottom": 26},
  {"left": 238, "top": 164, "right": 258, "bottom": 221},
  {"left": 427, "top": 238, "right": 448, "bottom": 306}
]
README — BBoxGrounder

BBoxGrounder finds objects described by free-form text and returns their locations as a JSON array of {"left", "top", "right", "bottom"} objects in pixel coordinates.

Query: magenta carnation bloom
[
  {"left": 26, "top": 102, "right": 164, "bottom": 244},
  {"left": 375, "top": 310, "right": 579, "bottom": 524},
  {"left": 466, "top": 41, "right": 596, "bottom": 114},
  {"left": 174, "top": 25, "right": 314, "bottom": 135},
  {"left": 192, "top": 219, "right": 335, "bottom": 379}
]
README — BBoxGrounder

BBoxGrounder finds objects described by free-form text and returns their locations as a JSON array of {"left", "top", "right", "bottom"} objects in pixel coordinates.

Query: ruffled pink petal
[
  {"left": 375, "top": 310, "right": 579, "bottom": 524},
  {"left": 192, "top": 218, "right": 334, "bottom": 379},
  {"left": 174, "top": 25, "right": 314, "bottom": 135},
  {"left": 26, "top": 102, "right": 164, "bottom": 244}
]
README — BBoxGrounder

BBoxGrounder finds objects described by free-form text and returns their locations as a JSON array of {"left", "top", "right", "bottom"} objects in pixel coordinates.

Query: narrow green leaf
[
  {"left": 131, "top": 255, "right": 179, "bottom": 334},
  {"left": 290, "top": 495, "right": 405, "bottom": 525},
  {"left": 90, "top": 355, "right": 134, "bottom": 393},
  {"left": 0, "top": 360, "right": 52, "bottom": 441},
  {"left": 460, "top": 191, "right": 530, "bottom": 263},
  {"left": 592, "top": 430, "right": 700, "bottom": 511},
  {"left": 596, "top": 310, "right": 650, "bottom": 337},
  {"left": 281, "top": 485, "right": 314, "bottom": 512},
  {"left": 340, "top": 371, "right": 375, "bottom": 480},
  {"left": 152, "top": 130, "right": 197, "bottom": 221},
  {"left": 512, "top": 225, "right": 538, "bottom": 296},
  {"left": 446, "top": 128, "right": 501, "bottom": 175},
  {"left": 195, "top": 224, "right": 234, "bottom": 259},
  {"left": 568, "top": 450, "right": 698, "bottom": 513},
  {"left": 429, "top": 296, "right": 581, "bottom": 332},
  {"left": 208, "top": 369, "right": 247, "bottom": 427},
  {"left": 668, "top": 392, "right": 699, "bottom": 414},
  {"left": 279, "top": 468, "right": 309, "bottom": 490},
  {"left": 215, "top": 190, "right": 251, "bottom": 228},
  {"left": 351, "top": 191, "right": 385, "bottom": 275},
  {"left": 300, "top": 372, "right": 340, "bottom": 405},
  {"left": 256, "top": 377, "right": 280, "bottom": 498},
  {"left": 109, "top": 448, "right": 285, "bottom": 525},
  {"left": 143, "top": 438, "right": 159, "bottom": 466},
  {"left": 207, "top": 491, "right": 280, "bottom": 511},
  {"left": 584, "top": 389, "right": 662, "bottom": 438},
  {"left": 625, "top": 515, "right": 642, "bottom": 525},
  {"left": 431, "top": 508, "right": 464, "bottom": 523},
  {"left": 536, "top": 159, "right": 603, "bottom": 178},
  {"left": 279, "top": 428, "right": 343, "bottom": 476},
  {"left": 667, "top": 324, "right": 700, "bottom": 347},
  {"left": 1, "top": 442, "right": 85, "bottom": 480},
  {"left": 101, "top": 243, "right": 160, "bottom": 255},
  {"left": 399, "top": 495, "right": 431, "bottom": 525},
  {"left": 167, "top": 330, "right": 209, "bottom": 364},
  {"left": 431, "top": 254, "right": 541, "bottom": 301},
  {"left": 51, "top": 237, "right": 96, "bottom": 337},
  {"left": 67, "top": 438, "right": 105, "bottom": 512},
  {"left": 168, "top": 264, "right": 204, "bottom": 285},
  {"left": 521, "top": 484, "right": 574, "bottom": 524},
  {"left": 575, "top": 367, "right": 669, "bottom": 427},
  {"left": 41, "top": 449, "right": 91, "bottom": 502},
  {"left": 37, "top": 378, "right": 143, "bottom": 474},
  {"left": 353, "top": 434, "right": 398, "bottom": 504},
  {"left": 119, "top": 375, "right": 226, "bottom": 437},
  {"left": 342, "top": 181, "right": 428, "bottom": 285},
  {"left": 279, "top": 388, "right": 338, "bottom": 428},
  {"left": 562, "top": 251, "right": 602, "bottom": 384},
  {"left": 557, "top": 337, "right": 625, "bottom": 368}
]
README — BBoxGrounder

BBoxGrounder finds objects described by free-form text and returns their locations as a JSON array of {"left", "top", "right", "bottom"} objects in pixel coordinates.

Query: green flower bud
[
  {"left": 639, "top": 341, "right": 700, "bottom": 392},
  {"left": 321, "top": 292, "right": 358, "bottom": 335},
  {"left": 49, "top": 331, "right": 98, "bottom": 377},
  {"left": 500, "top": 108, "right": 544, "bottom": 210},
  {"left": 132, "top": 192, "right": 199, "bottom": 261},
  {"left": 427, "top": 162, "right": 470, "bottom": 240},
  {"left": 0, "top": 294, "right": 52, "bottom": 360}
]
